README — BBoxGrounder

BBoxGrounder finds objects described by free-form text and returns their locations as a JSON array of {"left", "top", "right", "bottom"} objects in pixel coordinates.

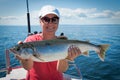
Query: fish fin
[
  {"left": 98, "top": 44, "right": 109, "bottom": 61},
  {"left": 83, "top": 51, "right": 89, "bottom": 57},
  {"left": 9, "top": 48, "right": 19, "bottom": 55},
  {"left": 36, "top": 57, "right": 45, "bottom": 62},
  {"left": 33, "top": 54, "right": 45, "bottom": 62}
]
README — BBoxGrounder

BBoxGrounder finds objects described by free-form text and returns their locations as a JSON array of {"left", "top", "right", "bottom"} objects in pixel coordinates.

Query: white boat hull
[{"left": 0, "top": 68, "right": 82, "bottom": 80}]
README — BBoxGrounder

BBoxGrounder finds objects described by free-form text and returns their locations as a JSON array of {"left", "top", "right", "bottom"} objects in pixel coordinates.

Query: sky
[{"left": 0, "top": 0, "right": 120, "bottom": 25}]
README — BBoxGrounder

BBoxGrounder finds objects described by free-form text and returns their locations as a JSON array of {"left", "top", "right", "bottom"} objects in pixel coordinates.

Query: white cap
[{"left": 38, "top": 5, "right": 60, "bottom": 18}]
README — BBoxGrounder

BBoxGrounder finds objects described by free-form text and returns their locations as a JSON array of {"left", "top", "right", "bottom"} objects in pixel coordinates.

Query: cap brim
[{"left": 41, "top": 12, "right": 59, "bottom": 18}]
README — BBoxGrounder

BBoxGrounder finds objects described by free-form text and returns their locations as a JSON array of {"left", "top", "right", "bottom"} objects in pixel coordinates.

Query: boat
[
  {"left": 0, "top": 0, "right": 82, "bottom": 79},
  {"left": 0, "top": 50, "right": 82, "bottom": 80},
  {"left": 0, "top": 67, "right": 82, "bottom": 80}
]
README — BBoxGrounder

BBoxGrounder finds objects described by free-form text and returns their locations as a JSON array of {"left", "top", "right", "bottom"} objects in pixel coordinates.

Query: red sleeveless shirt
[{"left": 24, "top": 34, "right": 63, "bottom": 80}]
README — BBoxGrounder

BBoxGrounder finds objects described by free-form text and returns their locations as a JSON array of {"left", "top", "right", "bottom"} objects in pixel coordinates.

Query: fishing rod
[{"left": 26, "top": 0, "right": 31, "bottom": 34}]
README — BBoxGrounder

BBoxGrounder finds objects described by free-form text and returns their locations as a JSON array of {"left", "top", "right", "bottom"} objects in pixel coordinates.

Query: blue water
[{"left": 0, "top": 25, "right": 120, "bottom": 80}]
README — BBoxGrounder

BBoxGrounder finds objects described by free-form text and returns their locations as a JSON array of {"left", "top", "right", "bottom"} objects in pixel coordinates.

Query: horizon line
[{"left": 0, "top": 24, "right": 120, "bottom": 26}]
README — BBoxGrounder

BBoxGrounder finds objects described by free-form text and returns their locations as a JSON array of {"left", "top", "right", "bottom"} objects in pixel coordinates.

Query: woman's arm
[{"left": 57, "top": 45, "right": 81, "bottom": 72}]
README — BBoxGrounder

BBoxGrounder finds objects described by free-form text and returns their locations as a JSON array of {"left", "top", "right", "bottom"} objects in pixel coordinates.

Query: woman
[{"left": 16, "top": 5, "right": 81, "bottom": 80}]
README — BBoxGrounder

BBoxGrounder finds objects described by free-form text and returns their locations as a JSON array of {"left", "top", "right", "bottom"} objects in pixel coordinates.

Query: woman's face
[{"left": 40, "top": 14, "right": 59, "bottom": 34}]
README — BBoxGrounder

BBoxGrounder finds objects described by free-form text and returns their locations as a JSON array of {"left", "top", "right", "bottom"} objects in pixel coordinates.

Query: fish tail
[{"left": 98, "top": 44, "right": 109, "bottom": 61}]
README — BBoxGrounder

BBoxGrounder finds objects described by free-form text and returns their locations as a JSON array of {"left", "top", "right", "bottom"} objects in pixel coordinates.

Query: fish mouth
[{"left": 9, "top": 48, "right": 19, "bottom": 55}]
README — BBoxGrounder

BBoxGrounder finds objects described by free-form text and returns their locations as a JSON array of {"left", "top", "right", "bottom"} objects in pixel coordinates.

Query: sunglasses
[{"left": 41, "top": 16, "right": 59, "bottom": 24}]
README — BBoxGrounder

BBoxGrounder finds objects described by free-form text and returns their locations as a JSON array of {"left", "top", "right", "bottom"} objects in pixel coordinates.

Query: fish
[{"left": 10, "top": 39, "right": 109, "bottom": 62}]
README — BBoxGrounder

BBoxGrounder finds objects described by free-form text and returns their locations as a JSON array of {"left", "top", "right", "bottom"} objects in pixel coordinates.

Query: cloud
[
  {"left": 0, "top": 11, "right": 39, "bottom": 25},
  {"left": 59, "top": 8, "right": 96, "bottom": 18},
  {"left": 112, "top": 11, "right": 120, "bottom": 18},
  {"left": 59, "top": 8, "right": 120, "bottom": 19},
  {"left": 59, "top": 8, "right": 120, "bottom": 24},
  {"left": 0, "top": 16, "right": 19, "bottom": 20},
  {"left": 89, "top": 10, "right": 116, "bottom": 18},
  {"left": 0, "top": 7, "right": 120, "bottom": 25},
  {"left": 0, "top": 15, "right": 27, "bottom": 25}
]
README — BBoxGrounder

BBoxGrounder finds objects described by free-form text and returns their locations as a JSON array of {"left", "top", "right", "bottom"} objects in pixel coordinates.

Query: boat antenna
[{"left": 26, "top": 0, "right": 31, "bottom": 34}]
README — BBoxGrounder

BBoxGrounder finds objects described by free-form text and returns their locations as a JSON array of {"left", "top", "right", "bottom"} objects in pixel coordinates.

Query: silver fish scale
[{"left": 10, "top": 39, "right": 108, "bottom": 62}]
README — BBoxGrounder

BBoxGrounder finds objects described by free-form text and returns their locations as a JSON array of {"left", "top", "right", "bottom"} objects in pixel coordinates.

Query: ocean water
[{"left": 0, "top": 25, "right": 120, "bottom": 80}]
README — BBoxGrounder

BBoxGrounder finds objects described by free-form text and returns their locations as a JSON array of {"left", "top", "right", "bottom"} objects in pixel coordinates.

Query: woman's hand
[
  {"left": 11, "top": 41, "right": 33, "bottom": 70},
  {"left": 67, "top": 45, "right": 81, "bottom": 61},
  {"left": 16, "top": 54, "right": 33, "bottom": 70},
  {"left": 57, "top": 45, "right": 81, "bottom": 72}
]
